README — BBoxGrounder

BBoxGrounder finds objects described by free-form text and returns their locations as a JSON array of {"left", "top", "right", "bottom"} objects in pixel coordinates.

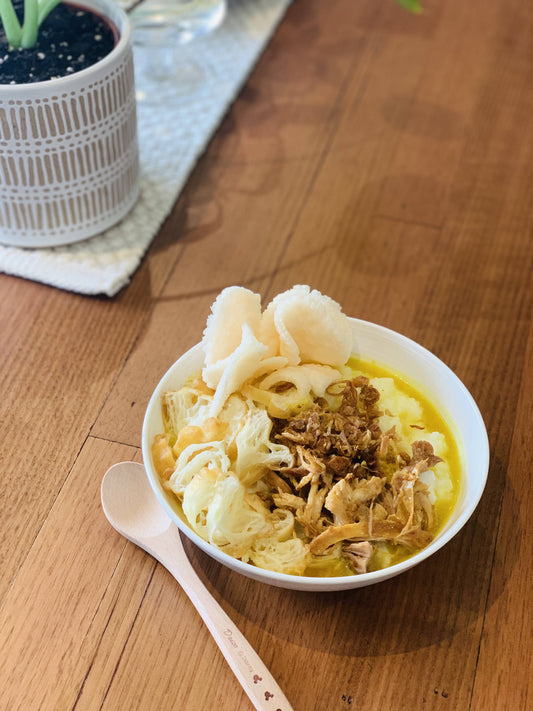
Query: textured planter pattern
[{"left": 0, "top": 1, "right": 139, "bottom": 247}]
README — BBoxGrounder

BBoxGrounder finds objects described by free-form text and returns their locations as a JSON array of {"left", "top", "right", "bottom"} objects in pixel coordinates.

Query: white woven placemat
[{"left": 0, "top": 0, "right": 292, "bottom": 296}]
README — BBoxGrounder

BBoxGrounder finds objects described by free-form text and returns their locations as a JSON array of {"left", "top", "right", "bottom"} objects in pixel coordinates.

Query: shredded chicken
[
  {"left": 342, "top": 541, "right": 374, "bottom": 574},
  {"left": 265, "top": 378, "right": 444, "bottom": 573},
  {"left": 325, "top": 476, "right": 385, "bottom": 525}
]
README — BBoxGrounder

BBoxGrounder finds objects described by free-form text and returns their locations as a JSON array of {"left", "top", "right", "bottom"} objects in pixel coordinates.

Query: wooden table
[{"left": 1, "top": 0, "right": 531, "bottom": 708}]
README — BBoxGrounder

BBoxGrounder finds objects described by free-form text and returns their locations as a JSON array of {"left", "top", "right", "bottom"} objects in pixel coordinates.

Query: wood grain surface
[{"left": 1, "top": 0, "right": 532, "bottom": 709}]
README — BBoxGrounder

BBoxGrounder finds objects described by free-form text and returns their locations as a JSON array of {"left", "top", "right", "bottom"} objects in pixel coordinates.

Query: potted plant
[{"left": 0, "top": 0, "right": 139, "bottom": 247}]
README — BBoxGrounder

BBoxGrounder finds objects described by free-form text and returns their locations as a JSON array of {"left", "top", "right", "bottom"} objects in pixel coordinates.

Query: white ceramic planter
[{"left": 0, "top": 0, "right": 139, "bottom": 247}]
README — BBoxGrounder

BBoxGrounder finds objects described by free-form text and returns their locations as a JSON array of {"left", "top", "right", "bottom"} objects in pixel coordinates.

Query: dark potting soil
[{"left": 0, "top": 0, "right": 117, "bottom": 84}]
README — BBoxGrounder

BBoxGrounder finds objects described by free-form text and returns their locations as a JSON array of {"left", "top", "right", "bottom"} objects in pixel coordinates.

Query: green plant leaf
[
  {"left": 0, "top": 0, "right": 63, "bottom": 49},
  {"left": 21, "top": 0, "right": 38, "bottom": 48},
  {"left": 0, "top": 0, "right": 23, "bottom": 47},
  {"left": 395, "top": 0, "right": 423, "bottom": 12},
  {"left": 37, "top": 0, "right": 62, "bottom": 27}
]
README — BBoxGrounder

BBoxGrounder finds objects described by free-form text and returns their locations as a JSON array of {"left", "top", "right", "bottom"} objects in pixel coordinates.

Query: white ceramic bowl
[{"left": 142, "top": 318, "right": 489, "bottom": 591}]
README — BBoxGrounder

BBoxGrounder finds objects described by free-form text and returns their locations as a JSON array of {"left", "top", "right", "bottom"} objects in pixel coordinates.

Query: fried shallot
[{"left": 265, "top": 378, "right": 443, "bottom": 573}]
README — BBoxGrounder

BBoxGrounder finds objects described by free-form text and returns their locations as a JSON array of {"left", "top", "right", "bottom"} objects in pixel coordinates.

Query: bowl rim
[{"left": 141, "top": 317, "right": 490, "bottom": 591}]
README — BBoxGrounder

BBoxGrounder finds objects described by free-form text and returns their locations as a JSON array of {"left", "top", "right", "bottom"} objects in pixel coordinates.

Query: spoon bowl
[{"left": 101, "top": 461, "right": 171, "bottom": 540}]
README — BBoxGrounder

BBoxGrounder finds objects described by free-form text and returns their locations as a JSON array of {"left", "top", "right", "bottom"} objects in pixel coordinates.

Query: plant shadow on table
[
  {"left": 182, "top": 454, "right": 516, "bottom": 657},
  {"left": 141, "top": 180, "right": 333, "bottom": 304}
]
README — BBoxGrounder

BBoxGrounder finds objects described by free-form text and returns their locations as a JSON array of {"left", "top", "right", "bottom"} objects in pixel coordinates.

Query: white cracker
[
  {"left": 260, "top": 285, "right": 352, "bottom": 366},
  {"left": 202, "top": 286, "right": 262, "bottom": 367},
  {"left": 207, "top": 323, "right": 268, "bottom": 417}
]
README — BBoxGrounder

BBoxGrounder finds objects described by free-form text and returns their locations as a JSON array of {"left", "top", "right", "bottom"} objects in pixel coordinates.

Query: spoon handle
[{"left": 147, "top": 525, "right": 295, "bottom": 711}]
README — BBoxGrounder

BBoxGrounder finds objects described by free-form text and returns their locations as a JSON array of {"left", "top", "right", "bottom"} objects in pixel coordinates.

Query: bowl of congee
[{"left": 142, "top": 285, "right": 489, "bottom": 591}]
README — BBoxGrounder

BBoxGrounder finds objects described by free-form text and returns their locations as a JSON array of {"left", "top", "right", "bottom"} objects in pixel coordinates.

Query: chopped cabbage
[
  {"left": 247, "top": 537, "right": 309, "bottom": 575},
  {"left": 234, "top": 407, "right": 292, "bottom": 486},
  {"left": 246, "top": 509, "right": 309, "bottom": 575},
  {"left": 163, "top": 386, "right": 213, "bottom": 437},
  {"left": 167, "top": 441, "right": 230, "bottom": 495},
  {"left": 182, "top": 468, "right": 271, "bottom": 557}
]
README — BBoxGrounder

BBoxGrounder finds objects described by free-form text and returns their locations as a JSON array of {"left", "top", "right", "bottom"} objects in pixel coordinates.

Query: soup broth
[{"left": 154, "top": 359, "right": 462, "bottom": 578}]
